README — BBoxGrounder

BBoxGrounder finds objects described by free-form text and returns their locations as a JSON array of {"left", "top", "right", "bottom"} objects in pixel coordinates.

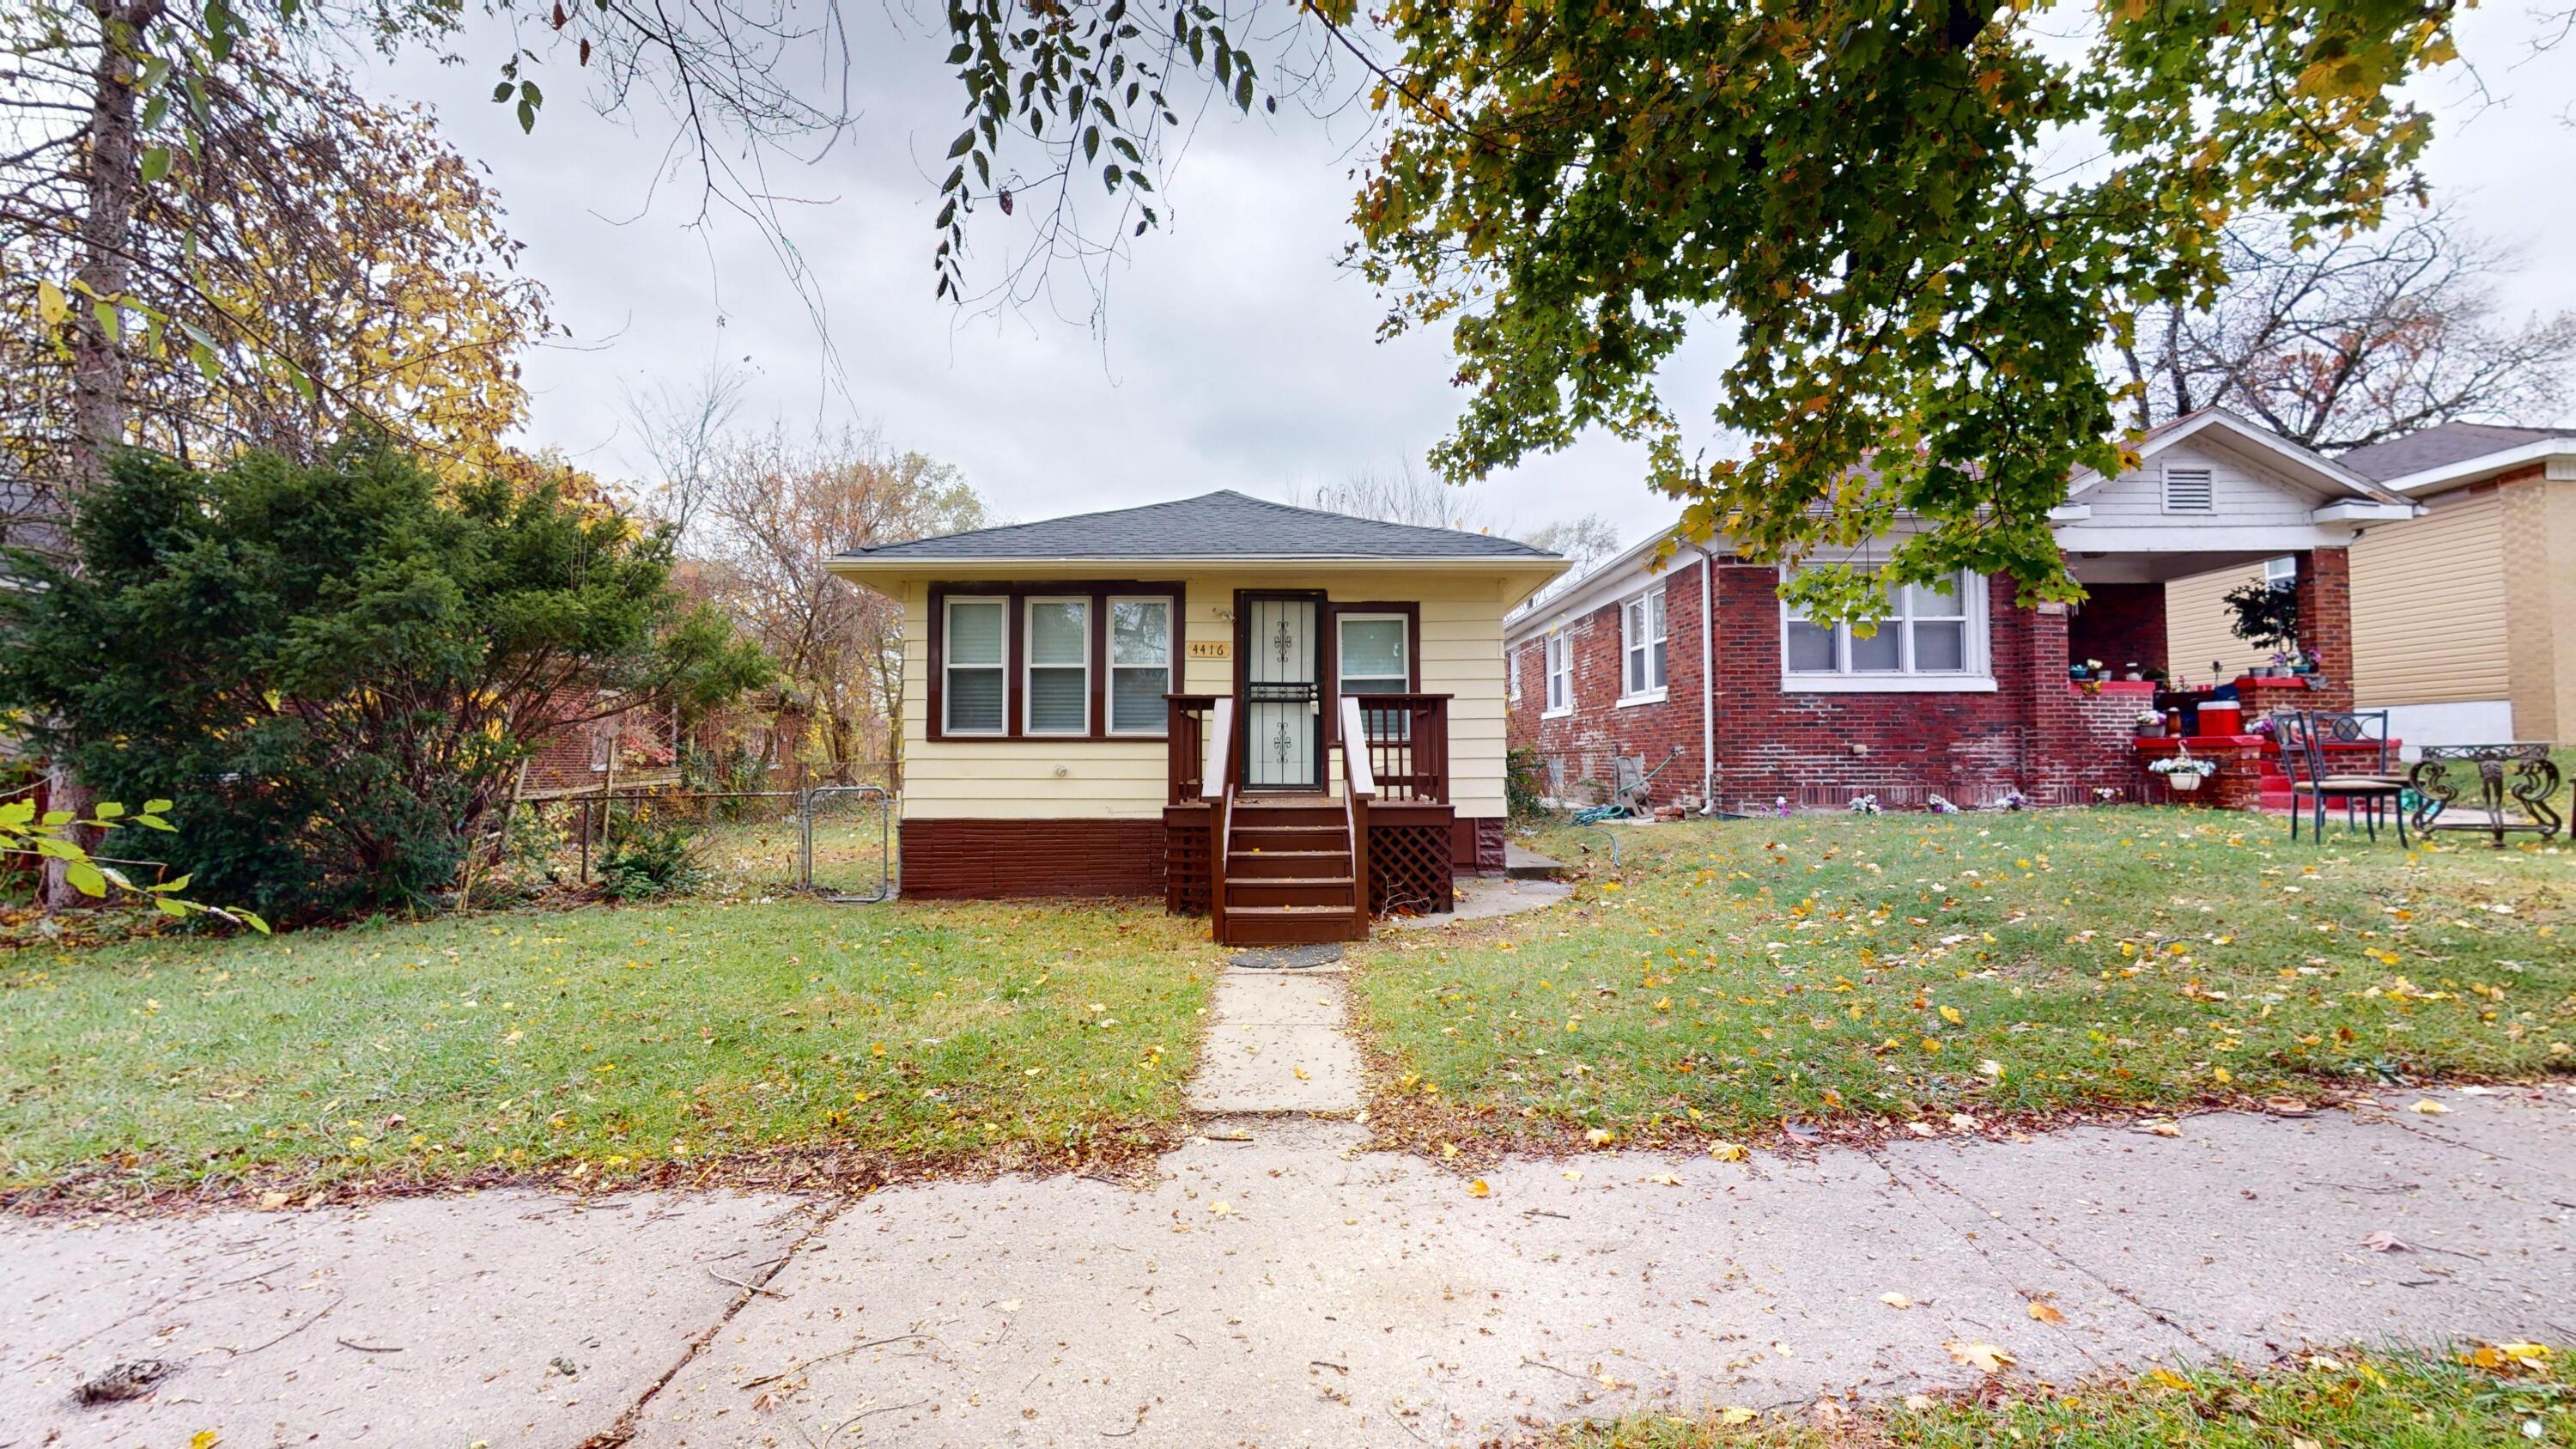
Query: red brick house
[{"left": 1504, "top": 411, "right": 2417, "bottom": 813}]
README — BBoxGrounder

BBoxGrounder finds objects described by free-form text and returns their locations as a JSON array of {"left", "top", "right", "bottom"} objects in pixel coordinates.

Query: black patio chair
[{"left": 2273, "top": 709, "right": 2408, "bottom": 846}]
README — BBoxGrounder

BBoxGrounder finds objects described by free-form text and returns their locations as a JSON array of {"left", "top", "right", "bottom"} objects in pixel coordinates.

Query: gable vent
[{"left": 2163, "top": 466, "right": 2215, "bottom": 513}]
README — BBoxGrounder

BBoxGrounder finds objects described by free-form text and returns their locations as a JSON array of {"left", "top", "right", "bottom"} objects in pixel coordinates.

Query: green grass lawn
[
  {"left": 1, "top": 896, "right": 1218, "bottom": 1203},
  {"left": 1547, "top": 1345, "right": 2570, "bottom": 1447},
  {"left": 1352, "top": 809, "right": 2573, "bottom": 1151}
]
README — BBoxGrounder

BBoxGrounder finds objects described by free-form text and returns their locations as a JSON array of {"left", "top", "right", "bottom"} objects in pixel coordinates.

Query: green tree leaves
[
  {"left": 1346, "top": 0, "right": 2459, "bottom": 616},
  {"left": 0, "top": 441, "right": 770, "bottom": 923}
]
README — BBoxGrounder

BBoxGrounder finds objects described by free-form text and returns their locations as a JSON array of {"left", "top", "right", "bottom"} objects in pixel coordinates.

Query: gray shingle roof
[
  {"left": 2336, "top": 422, "right": 2576, "bottom": 482},
  {"left": 835, "top": 490, "right": 1560, "bottom": 563}
]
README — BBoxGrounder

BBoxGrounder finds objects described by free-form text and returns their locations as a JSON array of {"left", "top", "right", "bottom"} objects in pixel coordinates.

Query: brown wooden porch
[{"left": 1164, "top": 692, "right": 1455, "bottom": 945}]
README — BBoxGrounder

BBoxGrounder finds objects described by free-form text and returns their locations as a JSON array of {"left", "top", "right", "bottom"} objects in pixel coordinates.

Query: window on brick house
[
  {"left": 1619, "top": 586, "right": 1668, "bottom": 703},
  {"left": 1782, "top": 569, "right": 1990, "bottom": 689},
  {"left": 1543, "top": 630, "right": 1573, "bottom": 716},
  {"left": 1506, "top": 641, "right": 1522, "bottom": 705}
]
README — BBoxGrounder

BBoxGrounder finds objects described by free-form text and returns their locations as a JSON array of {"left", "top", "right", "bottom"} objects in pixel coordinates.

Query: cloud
[{"left": 361, "top": 3, "right": 2576, "bottom": 551}]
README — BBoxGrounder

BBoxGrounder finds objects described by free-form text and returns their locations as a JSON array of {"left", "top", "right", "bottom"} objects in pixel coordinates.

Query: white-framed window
[
  {"left": 943, "top": 596, "right": 1010, "bottom": 734},
  {"left": 1023, "top": 596, "right": 1090, "bottom": 735},
  {"left": 1507, "top": 642, "right": 1522, "bottom": 705},
  {"left": 1543, "top": 630, "right": 1573, "bottom": 716},
  {"left": 2162, "top": 464, "right": 2215, "bottom": 513},
  {"left": 1105, "top": 596, "right": 1172, "bottom": 735},
  {"left": 1336, "top": 612, "right": 1409, "bottom": 697},
  {"left": 1619, "top": 586, "right": 1668, "bottom": 703},
  {"left": 1782, "top": 570, "right": 1990, "bottom": 691},
  {"left": 2262, "top": 555, "right": 2297, "bottom": 585}
]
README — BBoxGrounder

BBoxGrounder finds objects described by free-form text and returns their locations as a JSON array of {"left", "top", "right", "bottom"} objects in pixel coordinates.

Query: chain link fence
[{"left": 504, "top": 785, "right": 890, "bottom": 900}]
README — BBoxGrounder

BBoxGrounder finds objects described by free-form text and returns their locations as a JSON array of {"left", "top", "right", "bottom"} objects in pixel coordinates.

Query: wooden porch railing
[
  {"left": 1342, "top": 692, "right": 1449, "bottom": 803},
  {"left": 1339, "top": 697, "right": 1373, "bottom": 924},
  {"left": 1167, "top": 693, "right": 1225, "bottom": 804}
]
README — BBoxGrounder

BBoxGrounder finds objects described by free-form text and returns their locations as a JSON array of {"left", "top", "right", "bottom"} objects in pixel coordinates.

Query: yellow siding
[
  {"left": 893, "top": 570, "right": 1514, "bottom": 821},
  {"left": 2350, "top": 488, "right": 2509, "bottom": 709},
  {"left": 2163, "top": 566, "right": 2275, "bottom": 685}
]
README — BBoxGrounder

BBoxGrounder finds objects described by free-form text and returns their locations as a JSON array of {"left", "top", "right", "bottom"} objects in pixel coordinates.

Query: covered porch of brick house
[{"left": 2062, "top": 547, "right": 2360, "bottom": 810}]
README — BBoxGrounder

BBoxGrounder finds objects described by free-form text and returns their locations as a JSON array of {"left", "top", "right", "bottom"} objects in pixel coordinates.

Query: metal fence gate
[
  {"left": 511, "top": 785, "right": 890, "bottom": 901},
  {"left": 803, "top": 784, "right": 893, "bottom": 902}
]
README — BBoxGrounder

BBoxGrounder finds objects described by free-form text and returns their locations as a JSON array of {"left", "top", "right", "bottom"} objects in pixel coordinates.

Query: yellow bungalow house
[{"left": 826, "top": 491, "right": 1568, "bottom": 944}]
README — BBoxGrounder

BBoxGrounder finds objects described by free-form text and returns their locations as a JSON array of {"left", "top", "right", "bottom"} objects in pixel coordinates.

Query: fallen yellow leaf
[
  {"left": 1945, "top": 1341, "right": 2014, "bottom": 1374},
  {"left": 1939, "top": 1005, "right": 1962, "bottom": 1025},
  {"left": 1709, "top": 1142, "right": 1748, "bottom": 1162},
  {"left": 191, "top": 1434, "right": 221, "bottom": 1449},
  {"left": 2145, "top": 1367, "right": 2193, "bottom": 1391},
  {"left": 1648, "top": 1172, "right": 1682, "bottom": 1186},
  {"left": 2409, "top": 1099, "right": 2450, "bottom": 1115},
  {"left": 1716, "top": 1406, "right": 1755, "bottom": 1425},
  {"left": 1467, "top": 1178, "right": 1490, "bottom": 1197},
  {"left": 2027, "top": 1301, "right": 2065, "bottom": 1325},
  {"left": 1880, "top": 1292, "right": 1913, "bottom": 1310}
]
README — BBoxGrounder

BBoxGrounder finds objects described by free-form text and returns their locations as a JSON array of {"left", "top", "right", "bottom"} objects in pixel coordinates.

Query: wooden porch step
[
  {"left": 1230, "top": 801, "right": 1344, "bottom": 826},
  {"left": 1225, "top": 876, "right": 1355, "bottom": 908},
  {"left": 1226, "top": 849, "right": 1352, "bottom": 880},
  {"left": 1230, "top": 825, "right": 1348, "bottom": 850},
  {"left": 1221, "top": 904, "right": 1366, "bottom": 945}
]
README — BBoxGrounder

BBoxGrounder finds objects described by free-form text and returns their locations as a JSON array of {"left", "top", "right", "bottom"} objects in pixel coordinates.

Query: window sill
[
  {"left": 1540, "top": 707, "right": 1575, "bottom": 720},
  {"left": 1614, "top": 690, "right": 1668, "bottom": 709},
  {"left": 1780, "top": 674, "right": 1998, "bottom": 694}
]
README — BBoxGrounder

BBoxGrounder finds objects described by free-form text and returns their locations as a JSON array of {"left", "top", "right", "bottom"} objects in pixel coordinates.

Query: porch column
[
  {"left": 2024, "top": 599, "right": 2083, "bottom": 793},
  {"left": 2293, "top": 548, "right": 2355, "bottom": 712}
]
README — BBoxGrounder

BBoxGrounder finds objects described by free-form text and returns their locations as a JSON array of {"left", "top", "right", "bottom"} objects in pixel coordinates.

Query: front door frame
[{"left": 1234, "top": 588, "right": 1327, "bottom": 793}]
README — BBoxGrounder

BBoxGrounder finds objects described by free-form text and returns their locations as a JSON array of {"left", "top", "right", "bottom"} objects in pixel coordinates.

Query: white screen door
[{"left": 1241, "top": 594, "right": 1321, "bottom": 790}]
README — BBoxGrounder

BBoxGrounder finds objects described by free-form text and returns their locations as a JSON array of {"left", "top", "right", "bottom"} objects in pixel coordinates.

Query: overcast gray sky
[{"left": 367, "top": 3, "right": 2576, "bottom": 546}]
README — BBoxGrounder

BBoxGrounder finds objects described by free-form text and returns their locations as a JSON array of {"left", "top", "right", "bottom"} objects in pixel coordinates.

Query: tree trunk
[{"left": 46, "top": 0, "right": 163, "bottom": 911}]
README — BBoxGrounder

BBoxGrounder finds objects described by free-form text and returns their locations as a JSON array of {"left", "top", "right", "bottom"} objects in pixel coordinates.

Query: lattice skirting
[
  {"left": 1165, "top": 819, "right": 1210, "bottom": 916},
  {"left": 1369, "top": 821, "right": 1454, "bottom": 916}
]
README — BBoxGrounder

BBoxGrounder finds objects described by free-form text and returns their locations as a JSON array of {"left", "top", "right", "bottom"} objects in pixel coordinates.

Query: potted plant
[
  {"left": 2222, "top": 577, "right": 2299, "bottom": 674},
  {"left": 2123, "top": 661, "right": 2142, "bottom": 681},
  {"left": 2134, "top": 709, "right": 2166, "bottom": 738},
  {"left": 2068, "top": 661, "right": 2089, "bottom": 680},
  {"left": 2149, "top": 750, "right": 2220, "bottom": 793}
]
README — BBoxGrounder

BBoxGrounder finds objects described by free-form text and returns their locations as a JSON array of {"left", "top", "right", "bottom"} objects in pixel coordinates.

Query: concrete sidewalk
[{"left": 5, "top": 1087, "right": 2569, "bottom": 1448}]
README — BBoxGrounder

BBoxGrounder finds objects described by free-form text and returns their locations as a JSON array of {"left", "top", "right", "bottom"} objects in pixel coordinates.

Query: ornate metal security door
[{"left": 1239, "top": 593, "right": 1321, "bottom": 791}]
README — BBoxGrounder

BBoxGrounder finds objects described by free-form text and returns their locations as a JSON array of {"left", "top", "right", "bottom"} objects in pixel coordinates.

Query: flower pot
[{"left": 2168, "top": 773, "right": 2204, "bottom": 793}]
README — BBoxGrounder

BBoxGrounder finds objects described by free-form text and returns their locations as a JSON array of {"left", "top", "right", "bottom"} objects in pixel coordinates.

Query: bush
[
  {"left": 0, "top": 440, "right": 769, "bottom": 923},
  {"left": 596, "top": 812, "right": 706, "bottom": 900},
  {"left": 1505, "top": 744, "right": 1550, "bottom": 820}
]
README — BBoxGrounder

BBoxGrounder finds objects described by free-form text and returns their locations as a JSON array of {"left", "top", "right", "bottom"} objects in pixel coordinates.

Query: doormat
[{"left": 1227, "top": 943, "right": 1344, "bottom": 971}]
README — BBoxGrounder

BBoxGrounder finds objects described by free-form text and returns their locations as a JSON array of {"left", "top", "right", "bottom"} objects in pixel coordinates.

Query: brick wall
[
  {"left": 1508, "top": 558, "right": 2154, "bottom": 814},
  {"left": 902, "top": 818, "right": 1168, "bottom": 898},
  {"left": 1508, "top": 563, "right": 1710, "bottom": 809}
]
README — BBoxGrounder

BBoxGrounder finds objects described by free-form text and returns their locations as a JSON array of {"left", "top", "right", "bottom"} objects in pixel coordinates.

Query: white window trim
[
  {"left": 1542, "top": 629, "right": 1574, "bottom": 718},
  {"left": 1022, "top": 595, "right": 1091, "bottom": 736},
  {"left": 1617, "top": 584, "right": 1668, "bottom": 706},
  {"left": 1778, "top": 569, "right": 1994, "bottom": 692},
  {"left": 1507, "top": 642, "right": 1522, "bottom": 705},
  {"left": 941, "top": 594, "right": 1010, "bottom": 736},
  {"left": 1334, "top": 612, "right": 1411, "bottom": 697},
  {"left": 1103, "top": 594, "right": 1174, "bottom": 737}
]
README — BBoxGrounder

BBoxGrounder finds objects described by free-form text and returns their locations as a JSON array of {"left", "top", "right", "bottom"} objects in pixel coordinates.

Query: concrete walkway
[
  {"left": 11, "top": 1090, "right": 2565, "bottom": 1448},
  {"left": 6, "top": 971, "right": 2572, "bottom": 1449}
]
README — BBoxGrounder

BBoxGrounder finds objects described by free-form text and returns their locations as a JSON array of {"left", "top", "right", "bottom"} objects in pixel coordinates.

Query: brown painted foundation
[{"left": 899, "top": 818, "right": 1168, "bottom": 899}]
